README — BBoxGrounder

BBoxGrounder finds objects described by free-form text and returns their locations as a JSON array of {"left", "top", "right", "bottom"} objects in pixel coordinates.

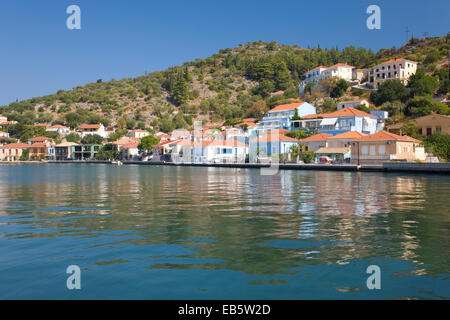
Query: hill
[{"left": 1, "top": 34, "right": 449, "bottom": 136}]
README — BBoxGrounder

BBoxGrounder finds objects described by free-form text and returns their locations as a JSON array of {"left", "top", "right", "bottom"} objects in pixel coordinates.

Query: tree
[
  {"left": 330, "top": 79, "right": 349, "bottom": 98},
  {"left": 354, "top": 103, "right": 370, "bottom": 113},
  {"left": 407, "top": 68, "right": 438, "bottom": 97},
  {"left": 304, "top": 82, "right": 316, "bottom": 95},
  {"left": 273, "top": 60, "right": 292, "bottom": 90},
  {"left": 117, "top": 117, "right": 127, "bottom": 129},
  {"left": 370, "top": 80, "right": 407, "bottom": 106},
  {"left": 81, "top": 134, "right": 103, "bottom": 145},
  {"left": 138, "top": 135, "right": 160, "bottom": 154},
  {"left": 19, "top": 149, "right": 30, "bottom": 161},
  {"left": 285, "top": 129, "right": 311, "bottom": 140},
  {"left": 246, "top": 100, "right": 268, "bottom": 119},
  {"left": 66, "top": 132, "right": 81, "bottom": 143},
  {"left": 291, "top": 109, "right": 301, "bottom": 121},
  {"left": 301, "top": 151, "right": 315, "bottom": 163},
  {"left": 381, "top": 101, "right": 406, "bottom": 117},
  {"left": 320, "top": 98, "right": 337, "bottom": 113},
  {"left": 424, "top": 133, "right": 450, "bottom": 161},
  {"left": 96, "top": 144, "right": 119, "bottom": 160}
]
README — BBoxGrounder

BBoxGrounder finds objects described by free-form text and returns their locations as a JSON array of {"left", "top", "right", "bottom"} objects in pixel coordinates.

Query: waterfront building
[
  {"left": 291, "top": 107, "right": 378, "bottom": 135},
  {"left": 257, "top": 101, "right": 316, "bottom": 131},
  {"left": 314, "top": 147, "right": 351, "bottom": 163},
  {"left": 350, "top": 131, "right": 424, "bottom": 164},
  {"left": 0, "top": 143, "right": 30, "bottom": 161},
  {"left": 152, "top": 140, "right": 180, "bottom": 156},
  {"left": 29, "top": 143, "right": 48, "bottom": 160},
  {"left": 54, "top": 142, "right": 77, "bottom": 160},
  {"left": 155, "top": 132, "right": 171, "bottom": 141},
  {"left": 127, "top": 129, "right": 149, "bottom": 139},
  {"left": 326, "top": 131, "right": 368, "bottom": 148},
  {"left": 369, "top": 58, "right": 417, "bottom": 89},
  {"left": 249, "top": 132, "right": 300, "bottom": 163},
  {"left": 120, "top": 143, "right": 140, "bottom": 160},
  {"left": 72, "top": 144, "right": 101, "bottom": 160},
  {"left": 299, "top": 133, "right": 332, "bottom": 151}
]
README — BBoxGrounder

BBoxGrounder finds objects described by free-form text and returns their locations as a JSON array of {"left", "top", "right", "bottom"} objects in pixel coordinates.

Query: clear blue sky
[{"left": 0, "top": 0, "right": 448, "bottom": 105}]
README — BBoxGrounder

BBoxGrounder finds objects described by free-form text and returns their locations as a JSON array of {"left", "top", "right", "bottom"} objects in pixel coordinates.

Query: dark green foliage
[
  {"left": 96, "top": 144, "right": 119, "bottom": 160},
  {"left": 138, "top": 135, "right": 160, "bottom": 152},
  {"left": 407, "top": 68, "right": 438, "bottom": 97},
  {"left": 370, "top": 80, "right": 407, "bottom": 106},
  {"left": 285, "top": 129, "right": 311, "bottom": 140},
  {"left": 424, "top": 133, "right": 450, "bottom": 161},
  {"left": 65, "top": 132, "right": 81, "bottom": 143},
  {"left": 330, "top": 79, "right": 349, "bottom": 98},
  {"left": 81, "top": 134, "right": 103, "bottom": 145}
]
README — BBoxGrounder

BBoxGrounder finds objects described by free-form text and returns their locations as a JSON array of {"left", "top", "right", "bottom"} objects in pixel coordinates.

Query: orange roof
[
  {"left": 269, "top": 102, "right": 306, "bottom": 112},
  {"left": 80, "top": 124, "right": 101, "bottom": 129},
  {"left": 356, "top": 131, "right": 422, "bottom": 142},
  {"left": 377, "top": 58, "right": 408, "bottom": 65},
  {"left": 302, "top": 107, "right": 376, "bottom": 119},
  {"left": 0, "top": 143, "right": 30, "bottom": 149},
  {"left": 49, "top": 125, "right": 68, "bottom": 129},
  {"left": 270, "top": 91, "right": 285, "bottom": 95},
  {"left": 300, "top": 133, "right": 333, "bottom": 142},
  {"left": 328, "top": 63, "right": 354, "bottom": 69},
  {"left": 0, "top": 131, "right": 7, "bottom": 134},
  {"left": 30, "top": 143, "right": 47, "bottom": 148},
  {"left": 250, "top": 134, "right": 300, "bottom": 143},
  {"left": 0, "top": 121, "right": 18, "bottom": 125},
  {"left": 29, "top": 136, "right": 49, "bottom": 142},
  {"left": 307, "top": 66, "right": 327, "bottom": 73},
  {"left": 207, "top": 140, "right": 248, "bottom": 148},
  {"left": 153, "top": 140, "right": 181, "bottom": 147},
  {"left": 121, "top": 143, "right": 139, "bottom": 149},
  {"left": 328, "top": 131, "right": 368, "bottom": 140},
  {"left": 34, "top": 123, "right": 49, "bottom": 127}
]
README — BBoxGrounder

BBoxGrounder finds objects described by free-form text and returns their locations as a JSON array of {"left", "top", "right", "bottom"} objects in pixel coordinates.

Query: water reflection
[{"left": 0, "top": 164, "right": 449, "bottom": 299}]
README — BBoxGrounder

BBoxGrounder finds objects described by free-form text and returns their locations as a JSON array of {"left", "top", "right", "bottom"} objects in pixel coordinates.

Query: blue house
[{"left": 291, "top": 107, "right": 379, "bottom": 136}]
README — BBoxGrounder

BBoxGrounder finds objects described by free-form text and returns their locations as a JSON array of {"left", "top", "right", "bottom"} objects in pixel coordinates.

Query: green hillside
[{"left": 1, "top": 34, "right": 449, "bottom": 137}]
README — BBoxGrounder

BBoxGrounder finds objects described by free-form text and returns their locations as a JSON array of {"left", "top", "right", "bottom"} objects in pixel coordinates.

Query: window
[
  {"left": 361, "top": 146, "right": 368, "bottom": 155},
  {"left": 378, "top": 145, "right": 385, "bottom": 154},
  {"left": 370, "top": 146, "right": 376, "bottom": 155},
  {"left": 398, "top": 146, "right": 402, "bottom": 154},
  {"left": 426, "top": 128, "right": 432, "bottom": 136},
  {"left": 436, "top": 127, "right": 442, "bottom": 133}
]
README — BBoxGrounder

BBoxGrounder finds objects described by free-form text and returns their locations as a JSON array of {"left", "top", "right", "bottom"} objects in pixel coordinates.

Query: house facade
[
  {"left": 350, "top": 131, "right": 424, "bottom": 164},
  {"left": 337, "top": 100, "right": 369, "bottom": 110},
  {"left": 413, "top": 114, "right": 450, "bottom": 136},
  {"left": 0, "top": 143, "right": 30, "bottom": 161},
  {"left": 79, "top": 124, "right": 110, "bottom": 138},
  {"left": 249, "top": 132, "right": 300, "bottom": 163},
  {"left": 299, "top": 64, "right": 354, "bottom": 94},
  {"left": 258, "top": 102, "right": 316, "bottom": 131},
  {"left": 299, "top": 133, "right": 332, "bottom": 151},
  {"left": 72, "top": 144, "right": 101, "bottom": 160},
  {"left": 47, "top": 125, "right": 70, "bottom": 136},
  {"left": 291, "top": 107, "right": 379, "bottom": 135},
  {"left": 369, "top": 58, "right": 418, "bottom": 89},
  {"left": 127, "top": 129, "right": 149, "bottom": 139},
  {"left": 53, "top": 142, "right": 77, "bottom": 160}
]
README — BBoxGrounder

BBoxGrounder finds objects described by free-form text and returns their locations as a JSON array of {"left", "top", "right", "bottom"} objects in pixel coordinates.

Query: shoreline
[{"left": 1, "top": 160, "right": 449, "bottom": 174}]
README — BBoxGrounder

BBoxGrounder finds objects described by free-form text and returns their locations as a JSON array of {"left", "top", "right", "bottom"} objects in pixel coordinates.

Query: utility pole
[{"left": 405, "top": 27, "right": 409, "bottom": 44}]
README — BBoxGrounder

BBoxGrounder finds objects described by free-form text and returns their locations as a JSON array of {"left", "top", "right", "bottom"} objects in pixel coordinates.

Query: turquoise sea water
[{"left": 0, "top": 164, "right": 449, "bottom": 299}]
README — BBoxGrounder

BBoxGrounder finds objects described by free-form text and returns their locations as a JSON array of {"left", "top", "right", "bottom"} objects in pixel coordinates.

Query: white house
[
  {"left": 127, "top": 129, "right": 149, "bottom": 139},
  {"left": 0, "top": 115, "right": 7, "bottom": 123},
  {"left": 120, "top": 142, "right": 140, "bottom": 160},
  {"left": 46, "top": 125, "right": 70, "bottom": 136},
  {"left": 337, "top": 99, "right": 369, "bottom": 110},
  {"left": 79, "top": 124, "right": 110, "bottom": 138},
  {"left": 299, "top": 63, "right": 354, "bottom": 94},
  {"left": 369, "top": 58, "right": 418, "bottom": 89},
  {"left": 249, "top": 132, "right": 300, "bottom": 163}
]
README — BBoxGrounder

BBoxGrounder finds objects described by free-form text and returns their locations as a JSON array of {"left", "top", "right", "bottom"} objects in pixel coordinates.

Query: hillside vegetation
[{"left": 1, "top": 34, "right": 449, "bottom": 137}]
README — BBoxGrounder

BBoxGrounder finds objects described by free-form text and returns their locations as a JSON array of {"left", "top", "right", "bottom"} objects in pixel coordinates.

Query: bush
[
  {"left": 370, "top": 80, "right": 407, "bottom": 106},
  {"left": 424, "top": 133, "right": 450, "bottom": 161},
  {"left": 301, "top": 151, "right": 315, "bottom": 163}
]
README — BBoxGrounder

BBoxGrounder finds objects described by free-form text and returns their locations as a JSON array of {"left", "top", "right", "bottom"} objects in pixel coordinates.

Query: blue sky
[{"left": 0, "top": 0, "right": 448, "bottom": 105}]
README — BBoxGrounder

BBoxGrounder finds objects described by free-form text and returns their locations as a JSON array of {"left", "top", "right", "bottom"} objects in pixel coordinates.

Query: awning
[{"left": 320, "top": 117, "right": 338, "bottom": 126}]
